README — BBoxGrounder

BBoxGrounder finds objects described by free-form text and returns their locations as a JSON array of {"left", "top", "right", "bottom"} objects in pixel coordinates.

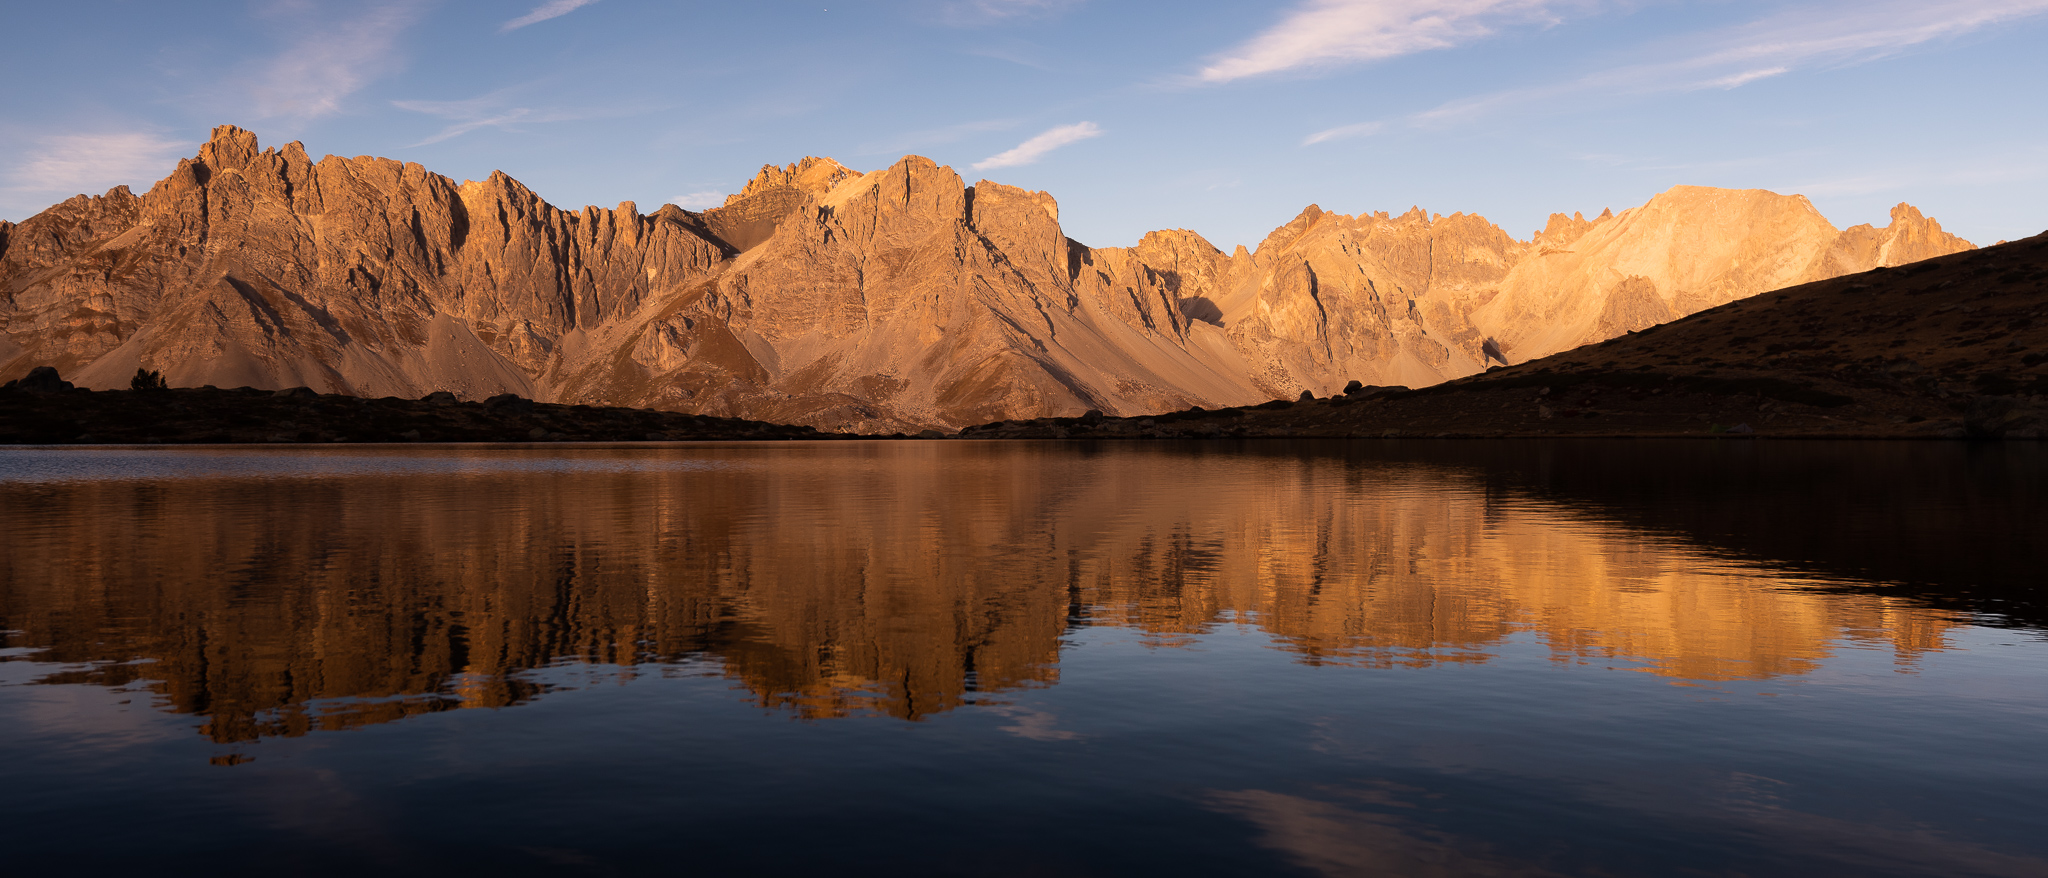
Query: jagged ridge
[{"left": 0, "top": 125, "right": 1973, "bottom": 431}]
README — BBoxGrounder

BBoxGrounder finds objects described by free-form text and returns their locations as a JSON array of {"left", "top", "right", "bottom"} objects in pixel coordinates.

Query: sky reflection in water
[{"left": 0, "top": 440, "right": 2043, "bottom": 876}]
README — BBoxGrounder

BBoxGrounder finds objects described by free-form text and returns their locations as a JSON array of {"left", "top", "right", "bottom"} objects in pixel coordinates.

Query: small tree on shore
[{"left": 131, "top": 367, "right": 168, "bottom": 392}]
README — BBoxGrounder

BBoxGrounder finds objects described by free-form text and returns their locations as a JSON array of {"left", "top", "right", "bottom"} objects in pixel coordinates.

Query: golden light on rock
[{"left": 0, "top": 127, "right": 1973, "bottom": 432}]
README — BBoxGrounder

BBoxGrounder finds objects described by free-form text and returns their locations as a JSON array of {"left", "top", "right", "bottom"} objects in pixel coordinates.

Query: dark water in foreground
[{"left": 1, "top": 440, "right": 2043, "bottom": 876}]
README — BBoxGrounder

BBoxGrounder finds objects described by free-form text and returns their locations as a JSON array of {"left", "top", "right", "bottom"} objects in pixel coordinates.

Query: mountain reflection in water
[{"left": 2, "top": 441, "right": 2029, "bottom": 742}]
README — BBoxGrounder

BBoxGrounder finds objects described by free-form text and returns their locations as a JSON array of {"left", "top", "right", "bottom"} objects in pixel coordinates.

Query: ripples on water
[{"left": 0, "top": 440, "right": 2043, "bottom": 876}]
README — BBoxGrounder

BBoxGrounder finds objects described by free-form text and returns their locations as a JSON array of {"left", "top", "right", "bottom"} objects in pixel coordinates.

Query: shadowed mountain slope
[
  {"left": 0, "top": 126, "right": 1972, "bottom": 430},
  {"left": 961, "top": 231, "right": 2047, "bottom": 440}
]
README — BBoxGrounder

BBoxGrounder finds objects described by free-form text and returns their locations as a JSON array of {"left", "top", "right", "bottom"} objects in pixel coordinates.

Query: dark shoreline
[
  {"left": 0, "top": 383, "right": 835, "bottom": 445},
  {"left": 0, "top": 380, "right": 2039, "bottom": 445},
  {"left": 6, "top": 233, "right": 2044, "bottom": 444},
  {"left": 953, "top": 232, "right": 2045, "bottom": 442}
]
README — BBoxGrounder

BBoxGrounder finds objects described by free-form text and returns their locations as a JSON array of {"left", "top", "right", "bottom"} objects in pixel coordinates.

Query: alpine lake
[{"left": 1, "top": 439, "right": 2043, "bottom": 876}]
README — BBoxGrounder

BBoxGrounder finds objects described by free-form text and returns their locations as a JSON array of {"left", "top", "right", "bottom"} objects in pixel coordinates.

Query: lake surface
[{"left": 1, "top": 440, "right": 2043, "bottom": 876}]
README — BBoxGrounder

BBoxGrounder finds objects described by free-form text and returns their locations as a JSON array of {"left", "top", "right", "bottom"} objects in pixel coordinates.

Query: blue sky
[{"left": 3, "top": 1, "right": 2045, "bottom": 249}]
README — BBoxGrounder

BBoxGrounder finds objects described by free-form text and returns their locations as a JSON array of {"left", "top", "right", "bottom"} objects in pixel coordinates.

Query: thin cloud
[
  {"left": 1787, "top": 148, "right": 2048, "bottom": 198},
  {"left": 393, "top": 87, "right": 616, "bottom": 146},
  {"left": 1683, "top": 0, "right": 2048, "bottom": 74},
  {"left": 1352, "top": 0, "right": 2048, "bottom": 135},
  {"left": 251, "top": 3, "right": 421, "bottom": 120},
  {"left": 973, "top": 122, "right": 1102, "bottom": 170},
  {"left": 1201, "top": 0, "right": 1563, "bottom": 83},
  {"left": 1303, "top": 121, "right": 1384, "bottom": 145},
  {"left": 5, "top": 132, "right": 193, "bottom": 195},
  {"left": 397, "top": 108, "right": 549, "bottom": 146},
  {"left": 502, "top": 0, "right": 601, "bottom": 33},
  {"left": 943, "top": 0, "right": 1083, "bottom": 27},
  {"left": 1700, "top": 66, "right": 1789, "bottom": 90},
  {"left": 668, "top": 190, "right": 726, "bottom": 210}
]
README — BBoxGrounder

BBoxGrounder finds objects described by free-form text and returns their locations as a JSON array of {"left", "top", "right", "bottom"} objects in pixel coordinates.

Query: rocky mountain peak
[
  {"left": 1469, "top": 182, "right": 1983, "bottom": 358},
  {"left": 972, "top": 180, "right": 1058, "bottom": 225},
  {"left": 1876, "top": 201, "right": 1971, "bottom": 266},
  {"left": 1535, "top": 211, "right": 1597, "bottom": 248},
  {"left": 728, "top": 156, "right": 857, "bottom": 205},
  {"left": 1254, "top": 204, "right": 1327, "bottom": 262},
  {"left": 0, "top": 125, "right": 1980, "bottom": 432},
  {"left": 1818, "top": 201, "right": 1974, "bottom": 275},
  {"left": 197, "top": 124, "right": 261, "bottom": 173}
]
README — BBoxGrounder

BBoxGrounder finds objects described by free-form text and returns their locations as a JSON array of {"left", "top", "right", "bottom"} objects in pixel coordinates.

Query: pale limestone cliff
[
  {"left": 0, "top": 126, "right": 1975, "bottom": 429},
  {"left": 1470, "top": 186, "right": 1974, "bottom": 361}
]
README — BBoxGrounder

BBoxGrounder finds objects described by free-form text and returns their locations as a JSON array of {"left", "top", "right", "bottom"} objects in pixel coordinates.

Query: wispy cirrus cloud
[
  {"left": 943, "top": 0, "right": 1083, "bottom": 27},
  {"left": 250, "top": 2, "right": 422, "bottom": 120},
  {"left": 1303, "top": 121, "right": 1384, "bottom": 145},
  {"left": 4, "top": 132, "right": 193, "bottom": 196},
  {"left": 1700, "top": 66, "right": 1789, "bottom": 90},
  {"left": 972, "top": 122, "right": 1102, "bottom": 170},
  {"left": 502, "top": 0, "right": 601, "bottom": 33},
  {"left": 394, "top": 105, "right": 563, "bottom": 146},
  {"left": 1304, "top": 0, "right": 2048, "bottom": 142},
  {"left": 393, "top": 86, "right": 633, "bottom": 146},
  {"left": 1201, "top": 0, "right": 1565, "bottom": 83},
  {"left": 1419, "top": 0, "right": 2048, "bottom": 124},
  {"left": 1786, "top": 146, "right": 2048, "bottom": 198},
  {"left": 1686, "top": 0, "right": 2048, "bottom": 74}
]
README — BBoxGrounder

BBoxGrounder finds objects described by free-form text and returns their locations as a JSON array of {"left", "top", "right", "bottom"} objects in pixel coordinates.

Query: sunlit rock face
[
  {"left": 0, "top": 444, "right": 1972, "bottom": 741},
  {"left": 1469, "top": 186, "right": 1976, "bottom": 360},
  {"left": 0, "top": 127, "right": 1972, "bottom": 429}
]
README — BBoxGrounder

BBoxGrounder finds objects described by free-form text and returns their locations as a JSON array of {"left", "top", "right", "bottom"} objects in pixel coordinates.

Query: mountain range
[{"left": 0, "top": 125, "right": 1973, "bottom": 431}]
